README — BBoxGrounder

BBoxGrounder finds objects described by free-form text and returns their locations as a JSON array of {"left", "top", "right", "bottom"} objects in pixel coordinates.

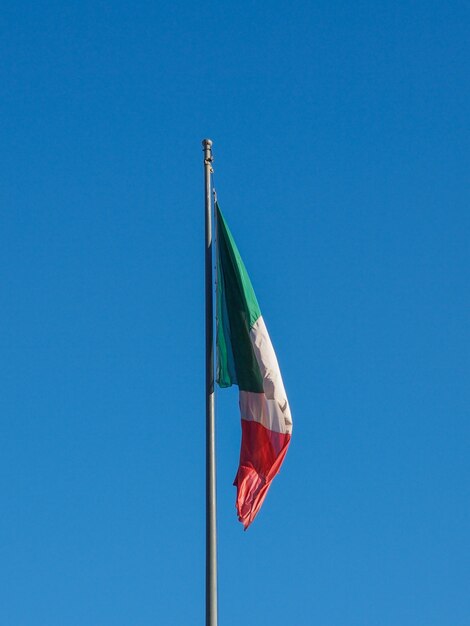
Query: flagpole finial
[{"left": 202, "top": 138, "right": 213, "bottom": 148}]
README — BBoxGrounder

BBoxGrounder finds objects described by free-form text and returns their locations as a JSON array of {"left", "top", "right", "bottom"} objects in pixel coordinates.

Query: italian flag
[{"left": 216, "top": 203, "right": 293, "bottom": 529}]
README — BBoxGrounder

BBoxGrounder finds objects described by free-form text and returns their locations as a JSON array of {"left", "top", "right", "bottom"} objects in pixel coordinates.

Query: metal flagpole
[{"left": 202, "top": 138, "right": 218, "bottom": 626}]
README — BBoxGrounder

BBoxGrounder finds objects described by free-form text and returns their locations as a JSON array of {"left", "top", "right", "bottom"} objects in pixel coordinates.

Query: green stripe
[{"left": 216, "top": 203, "right": 263, "bottom": 392}]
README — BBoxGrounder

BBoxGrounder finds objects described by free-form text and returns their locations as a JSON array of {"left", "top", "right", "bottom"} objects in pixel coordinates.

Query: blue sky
[{"left": 1, "top": 1, "right": 469, "bottom": 624}]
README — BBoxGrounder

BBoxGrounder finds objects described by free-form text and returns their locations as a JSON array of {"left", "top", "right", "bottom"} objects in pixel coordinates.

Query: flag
[{"left": 215, "top": 202, "right": 293, "bottom": 529}]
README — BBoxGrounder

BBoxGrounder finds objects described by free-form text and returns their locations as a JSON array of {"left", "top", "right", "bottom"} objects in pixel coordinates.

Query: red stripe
[{"left": 233, "top": 419, "right": 291, "bottom": 529}]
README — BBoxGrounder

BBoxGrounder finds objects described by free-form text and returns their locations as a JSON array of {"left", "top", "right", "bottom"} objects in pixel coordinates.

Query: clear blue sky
[{"left": 1, "top": 1, "right": 469, "bottom": 624}]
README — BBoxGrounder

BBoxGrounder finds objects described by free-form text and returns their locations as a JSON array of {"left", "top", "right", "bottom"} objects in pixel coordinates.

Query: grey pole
[{"left": 203, "top": 138, "right": 218, "bottom": 626}]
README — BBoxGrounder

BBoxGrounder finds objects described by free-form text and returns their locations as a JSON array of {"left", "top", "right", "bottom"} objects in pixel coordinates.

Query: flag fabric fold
[{"left": 215, "top": 202, "right": 292, "bottom": 529}]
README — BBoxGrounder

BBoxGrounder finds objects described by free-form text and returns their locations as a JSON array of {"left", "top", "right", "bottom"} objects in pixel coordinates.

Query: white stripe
[
  {"left": 244, "top": 316, "right": 293, "bottom": 434},
  {"left": 239, "top": 390, "right": 292, "bottom": 434}
]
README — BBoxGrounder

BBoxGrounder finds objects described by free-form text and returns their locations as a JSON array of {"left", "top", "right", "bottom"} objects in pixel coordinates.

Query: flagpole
[{"left": 203, "top": 138, "right": 218, "bottom": 626}]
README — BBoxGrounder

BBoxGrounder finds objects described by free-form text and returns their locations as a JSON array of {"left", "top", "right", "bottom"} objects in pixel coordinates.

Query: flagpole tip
[{"left": 202, "top": 138, "right": 213, "bottom": 148}]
